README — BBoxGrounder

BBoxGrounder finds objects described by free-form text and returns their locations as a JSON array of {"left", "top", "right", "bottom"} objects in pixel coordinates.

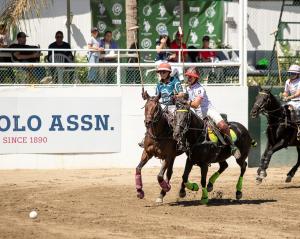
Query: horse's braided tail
[{"left": 251, "top": 138, "right": 257, "bottom": 147}]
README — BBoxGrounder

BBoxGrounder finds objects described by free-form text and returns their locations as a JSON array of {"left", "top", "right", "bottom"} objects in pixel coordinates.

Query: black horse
[
  {"left": 173, "top": 100, "right": 255, "bottom": 204},
  {"left": 250, "top": 88, "right": 300, "bottom": 183}
]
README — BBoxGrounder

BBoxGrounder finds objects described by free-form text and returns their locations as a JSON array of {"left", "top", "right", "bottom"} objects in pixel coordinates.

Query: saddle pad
[{"left": 208, "top": 128, "right": 237, "bottom": 143}]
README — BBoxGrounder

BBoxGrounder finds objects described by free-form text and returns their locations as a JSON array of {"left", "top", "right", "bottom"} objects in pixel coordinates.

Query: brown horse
[{"left": 135, "top": 91, "right": 183, "bottom": 203}]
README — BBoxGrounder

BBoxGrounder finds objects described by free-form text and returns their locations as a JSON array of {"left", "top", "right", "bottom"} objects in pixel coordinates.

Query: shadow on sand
[
  {"left": 278, "top": 185, "right": 300, "bottom": 190},
  {"left": 168, "top": 198, "right": 277, "bottom": 207}
]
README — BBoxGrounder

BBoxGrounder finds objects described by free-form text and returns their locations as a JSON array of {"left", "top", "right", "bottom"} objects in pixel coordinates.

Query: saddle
[
  {"left": 285, "top": 105, "right": 300, "bottom": 141},
  {"left": 204, "top": 116, "right": 237, "bottom": 146}
]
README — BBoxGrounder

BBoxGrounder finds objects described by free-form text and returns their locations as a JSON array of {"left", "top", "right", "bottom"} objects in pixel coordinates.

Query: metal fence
[{"left": 0, "top": 48, "right": 241, "bottom": 85}]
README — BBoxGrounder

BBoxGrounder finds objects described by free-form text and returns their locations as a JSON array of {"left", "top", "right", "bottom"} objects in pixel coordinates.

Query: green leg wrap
[
  {"left": 209, "top": 172, "right": 220, "bottom": 184},
  {"left": 200, "top": 187, "right": 209, "bottom": 204},
  {"left": 184, "top": 181, "right": 199, "bottom": 191},
  {"left": 236, "top": 176, "right": 243, "bottom": 192}
]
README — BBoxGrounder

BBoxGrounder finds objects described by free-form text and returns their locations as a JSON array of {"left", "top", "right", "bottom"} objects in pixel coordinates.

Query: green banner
[
  {"left": 90, "top": 0, "right": 126, "bottom": 49},
  {"left": 138, "top": 0, "right": 224, "bottom": 60}
]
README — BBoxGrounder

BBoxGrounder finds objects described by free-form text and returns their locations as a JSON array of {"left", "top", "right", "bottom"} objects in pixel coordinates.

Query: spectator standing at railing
[
  {"left": 48, "top": 31, "right": 73, "bottom": 62},
  {"left": 87, "top": 27, "right": 104, "bottom": 82},
  {"left": 155, "top": 31, "right": 172, "bottom": 62},
  {"left": 169, "top": 31, "right": 187, "bottom": 62},
  {"left": 198, "top": 35, "right": 217, "bottom": 62},
  {"left": 98, "top": 30, "right": 118, "bottom": 83},
  {"left": 9, "top": 32, "right": 46, "bottom": 83}
]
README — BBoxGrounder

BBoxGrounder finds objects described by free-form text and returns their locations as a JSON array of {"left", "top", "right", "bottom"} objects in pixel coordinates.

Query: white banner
[{"left": 0, "top": 97, "right": 121, "bottom": 153}]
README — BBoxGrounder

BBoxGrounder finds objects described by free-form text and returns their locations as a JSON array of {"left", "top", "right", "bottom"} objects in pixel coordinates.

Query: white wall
[
  {"left": 226, "top": 1, "right": 300, "bottom": 51},
  {"left": 0, "top": 86, "right": 249, "bottom": 169},
  {"left": 14, "top": 0, "right": 91, "bottom": 49}
]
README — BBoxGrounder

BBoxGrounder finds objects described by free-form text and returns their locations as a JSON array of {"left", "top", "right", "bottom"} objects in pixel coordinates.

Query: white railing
[{"left": 0, "top": 48, "right": 242, "bottom": 86}]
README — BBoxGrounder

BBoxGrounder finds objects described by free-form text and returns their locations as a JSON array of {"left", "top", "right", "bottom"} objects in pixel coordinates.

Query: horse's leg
[
  {"left": 207, "top": 161, "right": 228, "bottom": 192},
  {"left": 156, "top": 157, "right": 175, "bottom": 203},
  {"left": 156, "top": 159, "right": 170, "bottom": 203},
  {"left": 199, "top": 163, "right": 209, "bottom": 205},
  {"left": 136, "top": 150, "right": 151, "bottom": 199},
  {"left": 257, "top": 139, "right": 287, "bottom": 183},
  {"left": 286, "top": 146, "right": 300, "bottom": 183},
  {"left": 179, "top": 156, "right": 197, "bottom": 198},
  {"left": 235, "top": 158, "right": 247, "bottom": 200}
]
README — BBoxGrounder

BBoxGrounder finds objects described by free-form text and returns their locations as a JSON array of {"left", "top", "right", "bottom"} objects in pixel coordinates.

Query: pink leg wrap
[
  {"left": 159, "top": 180, "right": 171, "bottom": 192},
  {"left": 135, "top": 173, "right": 143, "bottom": 190}
]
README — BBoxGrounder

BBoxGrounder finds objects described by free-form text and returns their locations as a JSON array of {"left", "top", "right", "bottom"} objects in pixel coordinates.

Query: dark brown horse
[
  {"left": 250, "top": 88, "right": 300, "bottom": 183},
  {"left": 135, "top": 92, "right": 183, "bottom": 203},
  {"left": 173, "top": 100, "right": 254, "bottom": 204}
]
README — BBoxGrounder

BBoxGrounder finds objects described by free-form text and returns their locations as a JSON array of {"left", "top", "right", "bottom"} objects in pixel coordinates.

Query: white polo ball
[{"left": 29, "top": 210, "right": 38, "bottom": 219}]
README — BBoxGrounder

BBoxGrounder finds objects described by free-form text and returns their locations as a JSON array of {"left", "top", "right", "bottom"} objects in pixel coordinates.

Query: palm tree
[{"left": 0, "top": 0, "right": 50, "bottom": 30}]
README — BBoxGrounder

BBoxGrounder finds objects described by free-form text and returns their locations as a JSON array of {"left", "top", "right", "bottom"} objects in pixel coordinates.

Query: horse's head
[
  {"left": 173, "top": 98, "right": 190, "bottom": 145},
  {"left": 143, "top": 92, "right": 162, "bottom": 128},
  {"left": 250, "top": 88, "right": 272, "bottom": 118}
]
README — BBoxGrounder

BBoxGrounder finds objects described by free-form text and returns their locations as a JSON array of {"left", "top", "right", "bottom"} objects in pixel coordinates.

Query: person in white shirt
[
  {"left": 282, "top": 64, "right": 300, "bottom": 123},
  {"left": 87, "top": 27, "right": 104, "bottom": 82},
  {"left": 185, "top": 67, "right": 241, "bottom": 159},
  {"left": 282, "top": 64, "right": 300, "bottom": 107}
]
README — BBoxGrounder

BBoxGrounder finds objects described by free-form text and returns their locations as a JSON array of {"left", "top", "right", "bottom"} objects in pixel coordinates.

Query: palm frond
[{"left": 0, "top": 0, "right": 51, "bottom": 29}]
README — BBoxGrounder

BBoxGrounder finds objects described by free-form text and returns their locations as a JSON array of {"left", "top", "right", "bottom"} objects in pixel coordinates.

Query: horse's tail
[{"left": 251, "top": 138, "right": 257, "bottom": 147}]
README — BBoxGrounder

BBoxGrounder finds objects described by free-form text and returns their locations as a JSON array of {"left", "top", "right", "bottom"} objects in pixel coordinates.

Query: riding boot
[
  {"left": 296, "top": 110, "right": 300, "bottom": 141},
  {"left": 224, "top": 134, "right": 241, "bottom": 159},
  {"left": 138, "top": 138, "right": 144, "bottom": 148}
]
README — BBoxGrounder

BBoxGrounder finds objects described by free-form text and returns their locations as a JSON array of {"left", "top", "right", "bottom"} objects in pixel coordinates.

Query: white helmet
[{"left": 287, "top": 64, "right": 300, "bottom": 73}]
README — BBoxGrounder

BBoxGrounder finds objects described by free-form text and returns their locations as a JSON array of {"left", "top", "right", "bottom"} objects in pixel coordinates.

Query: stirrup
[{"left": 231, "top": 146, "right": 241, "bottom": 159}]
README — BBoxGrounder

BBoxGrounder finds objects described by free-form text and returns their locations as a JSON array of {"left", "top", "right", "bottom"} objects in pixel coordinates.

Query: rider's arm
[
  {"left": 189, "top": 96, "right": 202, "bottom": 109},
  {"left": 285, "top": 89, "right": 300, "bottom": 100}
]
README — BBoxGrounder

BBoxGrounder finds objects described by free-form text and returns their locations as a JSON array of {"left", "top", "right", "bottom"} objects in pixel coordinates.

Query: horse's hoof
[
  {"left": 285, "top": 175, "right": 292, "bottom": 183},
  {"left": 156, "top": 196, "right": 163, "bottom": 204},
  {"left": 236, "top": 191, "right": 242, "bottom": 200},
  {"left": 179, "top": 189, "right": 186, "bottom": 198},
  {"left": 256, "top": 176, "right": 263, "bottom": 185},
  {"left": 200, "top": 197, "right": 209, "bottom": 205},
  {"left": 207, "top": 182, "right": 214, "bottom": 192},
  {"left": 137, "top": 190, "right": 145, "bottom": 199}
]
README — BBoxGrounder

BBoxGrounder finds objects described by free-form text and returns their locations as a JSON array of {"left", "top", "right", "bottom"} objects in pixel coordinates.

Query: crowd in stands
[{"left": 0, "top": 24, "right": 220, "bottom": 84}]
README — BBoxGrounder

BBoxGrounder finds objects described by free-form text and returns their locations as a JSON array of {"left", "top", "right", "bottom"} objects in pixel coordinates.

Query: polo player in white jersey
[{"left": 184, "top": 67, "right": 241, "bottom": 159}]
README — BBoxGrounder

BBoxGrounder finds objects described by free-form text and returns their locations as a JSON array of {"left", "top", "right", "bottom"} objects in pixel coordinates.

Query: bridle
[
  {"left": 144, "top": 98, "right": 163, "bottom": 129},
  {"left": 254, "top": 91, "right": 281, "bottom": 115}
]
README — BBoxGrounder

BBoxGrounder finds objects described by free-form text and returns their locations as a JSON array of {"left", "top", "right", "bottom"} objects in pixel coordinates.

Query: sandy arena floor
[{"left": 0, "top": 167, "right": 300, "bottom": 239}]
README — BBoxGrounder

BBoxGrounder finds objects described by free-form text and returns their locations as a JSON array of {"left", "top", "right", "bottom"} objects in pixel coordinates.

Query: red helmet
[
  {"left": 157, "top": 62, "right": 172, "bottom": 72},
  {"left": 185, "top": 67, "right": 200, "bottom": 78}
]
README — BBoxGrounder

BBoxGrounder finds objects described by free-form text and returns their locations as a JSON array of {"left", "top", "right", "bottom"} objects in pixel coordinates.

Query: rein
[{"left": 145, "top": 102, "right": 173, "bottom": 141}]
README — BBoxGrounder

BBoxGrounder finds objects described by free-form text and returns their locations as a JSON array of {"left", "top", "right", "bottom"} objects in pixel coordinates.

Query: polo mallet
[
  {"left": 178, "top": 26, "right": 187, "bottom": 91},
  {"left": 128, "top": 26, "right": 144, "bottom": 94},
  {"left": 270, "top": 30, "right": 282, "bottom": 85}
]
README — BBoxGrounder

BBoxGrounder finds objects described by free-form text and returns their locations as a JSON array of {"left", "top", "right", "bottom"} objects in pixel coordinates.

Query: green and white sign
[
  {"left": 91, "top": 0, "right": 126, "bottom": 49},
  {"left": 138, "top": 0, "right": 224, "bottom": 60}
]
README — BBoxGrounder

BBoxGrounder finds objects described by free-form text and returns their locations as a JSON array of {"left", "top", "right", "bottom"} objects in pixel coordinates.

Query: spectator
[
  {"left": 98, "top": 30, "right": 118, "bottom": 83},
  {"left": 10, "top": 32, "right": 41, "bottom": 62},
  {"left": 155, "top": 32, "right": 172, "bottom": 62},
  {"left": 99, "top": 30, "right": 118, "bottom": 61},
  {"left": 48, "top": 31, "right": 73, "bottom": 62},
  {"left": 169, "top": 31, "right": 187, "bottom": 62},
  {"left": 9, "top": 32, "right": 45, "bottom": 82},
  {"left": 198, "top": 35, "right": 217, "bottom": 62},
  {"left": 87, "top": 27, "right": 103, "bottom": 82}
]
